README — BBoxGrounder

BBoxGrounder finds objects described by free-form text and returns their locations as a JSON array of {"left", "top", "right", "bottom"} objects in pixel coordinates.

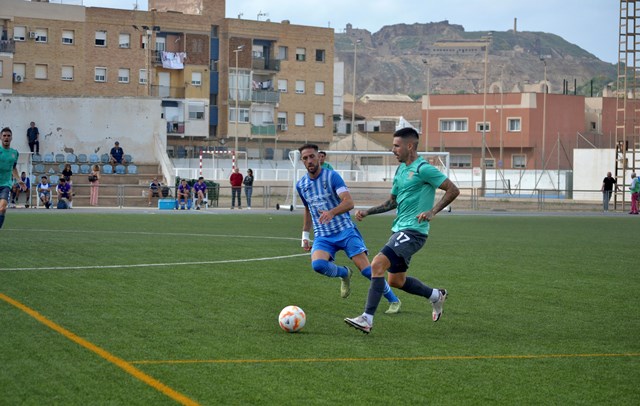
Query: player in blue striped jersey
[{"left": 296, "top": 144, "right": 401, "bottom": 313}]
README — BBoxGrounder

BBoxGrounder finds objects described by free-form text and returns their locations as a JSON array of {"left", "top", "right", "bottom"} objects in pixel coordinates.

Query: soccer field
[{"left": 1, "top": 211, "right": 638, "bottom": 405}]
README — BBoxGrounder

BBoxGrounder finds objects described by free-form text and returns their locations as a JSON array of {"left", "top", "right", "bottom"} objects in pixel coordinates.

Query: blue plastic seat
[
  {"left": 32, "top": 154, "right": 42, "bottom": 163},
  {"left": 77, "top": 154, "right": 88, "bottom": 163},
  {"left": 66, "top": 154, "right": 77, "bottom": 163},
  {"left": 127, "top": 164, "right": 138, "bottom": 174},
  {"left": 80, "top": 164, "right": 91, "bottom": 174},
  {"left": 102, "top": 164, "right": 113, "bottom": 174},
  {"left": 43, "top": 153, "right": 55, "bottom": 163},
  {"left": 115, "top": 164, "right": 126, "bottom": 174},
  {"left": 49, "top": 175, "right": 59, "bottom": 184},
  {"left": 34, "top": 164, "right": 45, "bottom": 173},
  {"left": 89, "top": 154, "right": 100, "bottom": 163},
  {"left": 55, "top": 154, "right": 65, "bottom": 163},
  {"left": 124, "top": 154, "right": 133, "bottom": 164},
  {"left": 71, "top": 164, "right": 79, "bottom": 173},
  {"left": 100, "top": 154, "right": 109, "bottom": 164}
]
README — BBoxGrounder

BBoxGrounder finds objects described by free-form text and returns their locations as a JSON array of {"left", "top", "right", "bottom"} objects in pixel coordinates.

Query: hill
[{"left": 335, "top": 21, "right": 617, "bottom": 97}]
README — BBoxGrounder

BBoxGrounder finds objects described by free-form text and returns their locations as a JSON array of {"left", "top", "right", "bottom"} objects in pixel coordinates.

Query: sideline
[{"left": 0, "top": 293, "right": 200, "bottom": 406}]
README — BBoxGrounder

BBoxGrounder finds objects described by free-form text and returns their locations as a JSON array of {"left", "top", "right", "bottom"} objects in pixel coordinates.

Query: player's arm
[
  {"left": 318, "top": 191, "right": 354, "bottom": 224},
  {"left": 301, "top": 206, "right": 312, "bottom": 250},
  {"left": 418, "top": 178, "right": 460, "bottom": 223},
  {"left": 355, "top": 195, "right": 397, "bottom": 221}
]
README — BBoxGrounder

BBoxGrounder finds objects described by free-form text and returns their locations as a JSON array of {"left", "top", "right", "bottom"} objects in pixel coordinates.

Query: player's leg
[
  {"left": 351, "top": 251, "right": 400, "bottom": 312},
  {"left": 0, "top": 187, "right": 10, "bottom": 228}
]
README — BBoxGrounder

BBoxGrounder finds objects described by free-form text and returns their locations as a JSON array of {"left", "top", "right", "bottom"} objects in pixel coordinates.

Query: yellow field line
[
  {"left": 130, "top": 352, "right": 640, "bottom": 365},
  {"left": 0, "top": 293, "right": 200, "bottom": 406}
]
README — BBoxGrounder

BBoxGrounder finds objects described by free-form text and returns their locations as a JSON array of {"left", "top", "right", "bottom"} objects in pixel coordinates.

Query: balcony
[
  {"left": 0, "top": 39, "right": 15, "bottom": 53},
  {"left": 251, "top": 90, "right": 280, "bottom": 104},
  {"left": 167, "top": 121, "right": 185, "bottom": 135},
  {"left": 251, "top": 124, "right": 276, "bottom": 136},
  {"left": 252, "top": 58, "right": 280, "bottom": 72},
  {"left": 150, "top": 85, "right": 185, "bottom": 99}
]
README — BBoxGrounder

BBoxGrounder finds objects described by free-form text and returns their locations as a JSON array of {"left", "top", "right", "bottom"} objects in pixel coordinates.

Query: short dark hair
[
  {"left": 298, "top": 143, "right": 319, "bottom": 154},
  {"left": 198, "top": 176, "right": 204, "bottom": 180},
  {"left": 319, "top": 151, "right": 327, "bottom": 157},
  {"left": 1, "top": 127, "right": 12, "bottom": 135},
  {"left": 394, "top": 127, "right": 419, "bottom": 140}
]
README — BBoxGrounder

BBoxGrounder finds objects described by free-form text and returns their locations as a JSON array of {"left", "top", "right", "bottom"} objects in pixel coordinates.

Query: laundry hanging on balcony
[{"left": 161, "top": 51, "right": 187, "bottom": 69}]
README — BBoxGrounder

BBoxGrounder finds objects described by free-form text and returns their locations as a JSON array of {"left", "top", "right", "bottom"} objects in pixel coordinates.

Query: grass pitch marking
[
  {"left": 0, "top": 293, "right": 200, "bottom": 406},
  {"left": 0, "top": 253, "right": 309, "bottom": 272},
  {"left": 130, "top": 352, "right": 640, "bottom": 365}
]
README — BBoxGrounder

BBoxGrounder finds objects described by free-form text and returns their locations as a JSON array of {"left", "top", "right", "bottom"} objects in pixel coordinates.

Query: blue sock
[
  {"left": 400, "top": 276, "right": 433, "bottom": 299},
  {"left": 365, "top": 277, "right": 386, "bottom": 316},
  {"left": 360, "top": 266, "right": 399, "bottom": 303},
  {"left": 0, "top": 213, "right": 5, "bottom": 229},
  {"left": 312, "top": 259, "right": 348, "bottom": 278}
]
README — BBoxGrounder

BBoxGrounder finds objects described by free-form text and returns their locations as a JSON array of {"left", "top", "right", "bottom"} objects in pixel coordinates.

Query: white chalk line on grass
[
  {"left": 0, "top": 253, "right": 309, "bottom": 272},
  {"left": 6, "top": 228, "right": 300, "bottom": 242}
]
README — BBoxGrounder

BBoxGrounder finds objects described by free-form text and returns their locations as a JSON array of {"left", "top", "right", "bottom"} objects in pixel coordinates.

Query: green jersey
[
  {"left": 0, "top": 147, "right": 19, "bottom": 188},
  {"left": 390, "top": 157, "right": 447, "bottom": 235}
]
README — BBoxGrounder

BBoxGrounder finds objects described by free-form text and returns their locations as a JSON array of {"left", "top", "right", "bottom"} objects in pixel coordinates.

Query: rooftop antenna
[
  {"left": 238, "top": 12, "right": 243, "bottom": 19},
  {"left": 257, "top": 10, "right": 268, "bottom": 21},
  {"left": 133, "top": 0, "right": 138, "bottom": 10}
]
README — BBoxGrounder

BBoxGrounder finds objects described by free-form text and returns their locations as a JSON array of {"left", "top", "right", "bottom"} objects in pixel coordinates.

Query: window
[
  {"left": 35, "top": 29, "right": 48, "bottom": 43},
  {"left": 229, "top": 69, "right": 251, "bottom": 102},
  {"left": 118, "top": 68, "right": 130, "bottom": 83},
  {"left": 139, "top": 69, "right": 147, "bottom": 84},
  {"left": 189, "top": 102, "right": 206, "bottom": 120},
  {"left": 476, "top": 122, "right": 490, "bottom": 132},
  {"left": 440, "top": 119, "right": 468, "bottom": 132},
  {"left": 13, "top": 63, "right": 26, "bottom": 79},
  {"left": 295, "top": 48, "right": 306, "bottom": 61},
  {"left": 13, "top": 26, "right": 26, "bottom": 41},
  {"left": 295, "top": 112, "right": 305, "bottom": 126},
  {"left": 484, "top": 158, "right": 495, "bottom": 169},
  {"left": 62, "top": 30, "right": 74, "bottom": 45},
  {"left": 508, "top": 118, "right": 521, "bottom": 132},
  {"left": 277, "top": 46, "right": 288, "bottom": 60},
  {"left": 94, "top": 67, "right": 106, "bottom": 82},
  {"left": 512, "top": 154, "right": 526, "bottom": 169},
  {"left": 141, "top": 34, "right": 148, "bottom": 49},
  {"left": 61, "top": 66, "right": 74, "bottom": 81},
  {"left": 314, "top": 81, "right": 325, "bottom": 95},
  {"left": 95, "top": 31, "right": 107, "bottom": 47},
  {"left": 451, "top": 155, "right": 472, "bottom": 168},
  {"left": 0, "top": 61, "right": 3, "bottom": 77},
  {"left": 191, "top": 72, "right": 202, "bottom": 86},
  {"left": 229, "top": 107, "right": 250, "bottom": 123},
  {"left": 295, "top": 80, "right": 305, "bottom": 94},
  {"left": 277, "top": 112, "right": 288, "bottom": 131},
  {"left": 315, "top": 49, "right": 325, "bottom": 62},
  {"left": 277, "top": 79, "right": 288, "bottom": 93},
  {"left": 314, "top": 113, "right": 324, "bottom": 127},
  {"left": 155, "top": 37, "right": 166, "bottom": 52},
  {"left": 590, "top": 121, "right": 597, "bottom": 131},
  {"left": 118, "top": 33, "right": 130, "bottom": 48}
]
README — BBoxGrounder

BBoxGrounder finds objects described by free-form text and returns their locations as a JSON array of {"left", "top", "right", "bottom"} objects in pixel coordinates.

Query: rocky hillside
[{"left": 335, "top": 21, "right": 617, "bottom": 97}]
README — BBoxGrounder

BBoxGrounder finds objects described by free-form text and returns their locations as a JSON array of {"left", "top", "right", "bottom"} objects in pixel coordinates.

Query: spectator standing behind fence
[
  {"left": 601, "top": 171, "right": 617, "bottom": 213},
  {"left": 89, "top": 164, "right": 100, "bottom": 206},
  {"left": 26, "top": 121, "right": 40, "bottom": 155},
  {"left": 243, "top": 169, "right": 254, "bottom": 210},
  {"left": 109, "top": 141, "right": 126, "bottom": 165},
  {"left": 629, "top": 172, "right": 639, "bottom": 215},
  {"left": 193, "top": 176, "right": 207, "bottom": 210},
  {"left": 230, "top": 167, "right": 243, "bottom": 209},
  {"left": 37, "top": 175, "right": 52, "bottom": 209},
  {"left": 11, "top": 171, "right": 30, "bottom": 208},
  {"left": 148, "top": 177, "right": 162, "bottom": 207}
]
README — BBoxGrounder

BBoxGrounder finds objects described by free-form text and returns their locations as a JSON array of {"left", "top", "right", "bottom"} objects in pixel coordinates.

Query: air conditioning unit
[
  {"left": 14, "top": 75, "right": 24, "bottom": 83},
  {"left": 278, "top": 124, "right": 288, "bottom": 131},
  {"left": 29, "top": 32, "right": 37, "bottom": 39}
]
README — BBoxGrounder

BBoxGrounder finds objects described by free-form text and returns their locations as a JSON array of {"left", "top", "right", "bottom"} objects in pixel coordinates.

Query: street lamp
[
  {"left": 480, "top": 33, "right": 492, "bottom": 196},
  {"left": 233, "top": 45, "right": 244, "bottom": 169},
  {"left": 350, "top": 38, "right": 361, "bottom": 169},
  {"left": 540, "top": 57, "right": 548, "bottom": 173}
]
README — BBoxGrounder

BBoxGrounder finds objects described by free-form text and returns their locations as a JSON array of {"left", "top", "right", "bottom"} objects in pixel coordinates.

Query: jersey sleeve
[
  {"left": 329, "top": 170, "right": 348, "bottom": 195},
  {"left": 417, "top": 163, "right": 447, "bottom": 188}
]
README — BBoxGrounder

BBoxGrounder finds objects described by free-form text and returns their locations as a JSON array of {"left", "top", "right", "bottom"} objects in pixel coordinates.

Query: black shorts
[{"left": 380, "top": 230, "right": 427, "bottom": 273}]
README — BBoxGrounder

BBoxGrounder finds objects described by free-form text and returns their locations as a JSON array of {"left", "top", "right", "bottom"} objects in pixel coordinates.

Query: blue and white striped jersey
[{"left": 296, "top": 168, "right": 354, "bottom": 237}]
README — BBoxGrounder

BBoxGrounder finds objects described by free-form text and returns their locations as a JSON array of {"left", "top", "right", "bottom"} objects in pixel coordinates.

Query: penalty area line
[
  {"left": 130, "top": 352, "right": 640, "bottom": 365},
  {"left": 0, "top": 253, "right": 309, "bottom": 272}
]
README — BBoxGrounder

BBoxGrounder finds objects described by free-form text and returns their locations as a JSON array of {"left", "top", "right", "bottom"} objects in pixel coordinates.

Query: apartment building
[{"left": 0, "top": 0, "right": 334, "bottom": 160}]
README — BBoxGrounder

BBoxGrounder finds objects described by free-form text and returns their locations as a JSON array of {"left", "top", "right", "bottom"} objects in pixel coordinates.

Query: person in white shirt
[{"left": 37, "top": 175, "right": 52, "bottom": 209}]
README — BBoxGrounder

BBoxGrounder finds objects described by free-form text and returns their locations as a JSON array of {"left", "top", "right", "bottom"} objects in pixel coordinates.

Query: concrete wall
[
  {"left": 0, "top": 95, "right": 164, "bottom": 162},
  {"left": 573, "top": 148, "right": 615, "bottom": 201}
]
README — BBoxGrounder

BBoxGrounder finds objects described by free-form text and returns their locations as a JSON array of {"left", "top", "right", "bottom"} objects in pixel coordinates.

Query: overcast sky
[{"left": 82, "top": 0, "right": 618, "bottom": 64}]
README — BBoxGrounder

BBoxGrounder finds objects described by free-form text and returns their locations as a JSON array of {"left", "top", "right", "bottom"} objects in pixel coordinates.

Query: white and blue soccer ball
[{"left": 278, "top": 305, "right": 306, "bottom": 333}]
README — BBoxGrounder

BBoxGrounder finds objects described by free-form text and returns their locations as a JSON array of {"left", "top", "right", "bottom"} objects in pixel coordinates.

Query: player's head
[
  {"left": 318, "top": 151, "right": 327, "bottom": 163},
  {"left": 392, "top": 127, "right": 419, "bottom": 163},
  {"left": 1, "top": 127, "right": 12, "bottom": 148},
  {"left": 299, "top": 144, "right": 321, "bottom": 176}
]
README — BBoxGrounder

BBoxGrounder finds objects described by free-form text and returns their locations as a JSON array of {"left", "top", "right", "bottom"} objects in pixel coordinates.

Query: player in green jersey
[{"left": 0, "top": 127, "right": 26, "bottom": 229}]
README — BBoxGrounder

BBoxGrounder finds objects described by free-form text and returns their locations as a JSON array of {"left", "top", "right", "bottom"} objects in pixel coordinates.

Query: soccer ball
[{"left": 278, "top": 305, "right": 306, "bottom": 333}]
